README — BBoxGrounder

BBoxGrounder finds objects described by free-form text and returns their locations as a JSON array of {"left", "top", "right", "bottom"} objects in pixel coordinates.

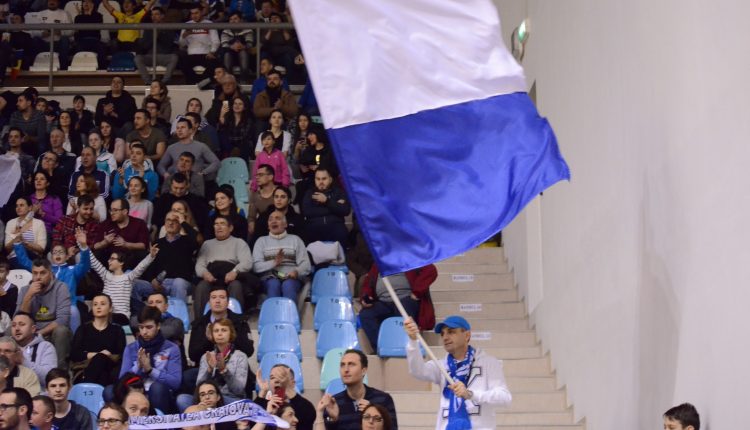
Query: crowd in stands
[
  {"left": 0, "top": 12, "right": 441, "bottom": 422},
  {"left": 0, "top": 0, "right": 306, "bottom": 86}
]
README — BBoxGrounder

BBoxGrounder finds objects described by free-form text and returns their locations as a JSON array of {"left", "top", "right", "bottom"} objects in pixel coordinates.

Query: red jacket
[{"left": 361, "top": 264, "right": 438, "bottom": 330}]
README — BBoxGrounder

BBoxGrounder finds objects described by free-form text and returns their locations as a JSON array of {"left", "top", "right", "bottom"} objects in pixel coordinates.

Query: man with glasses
[
  {"left": 0, "top": 387, "right": 33, "bottom": 430},
  {"left": 15, "top": 259, "right": 72, "bottom": 370},
  {"left": 92, "top": 198, "right": 149, "bottom": 265},
  {"left": 0, "top": 343, "right": 39, "bottom": 397},
  {"left": 132, "top": 210, "right": 198, "bottom": 310},
  {"left": 44, "top": 368, "right": 92, "bottom": 430}
]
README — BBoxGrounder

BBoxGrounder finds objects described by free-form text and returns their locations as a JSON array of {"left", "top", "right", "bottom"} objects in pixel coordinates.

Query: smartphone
[
  {"left": 273, "top": 386, "right": 286, "bottom": 402},
  {"left": 222, "top": 100, "right": 229, "bottom": 109}
]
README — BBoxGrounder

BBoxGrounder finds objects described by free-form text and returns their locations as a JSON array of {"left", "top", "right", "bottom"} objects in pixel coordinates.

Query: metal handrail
[{"left": 0, "top": 21, "right": 296, "bottom": 90}]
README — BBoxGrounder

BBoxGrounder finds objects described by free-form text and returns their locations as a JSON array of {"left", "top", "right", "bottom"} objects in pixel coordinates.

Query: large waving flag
[{"left": 289, "top": 0, "right": 570, "bottom": 275}]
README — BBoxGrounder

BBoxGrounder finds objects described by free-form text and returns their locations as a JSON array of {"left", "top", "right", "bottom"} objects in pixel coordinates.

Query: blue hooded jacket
[{"left": 14, "top": 243, "right": 90, "bottom": 304}]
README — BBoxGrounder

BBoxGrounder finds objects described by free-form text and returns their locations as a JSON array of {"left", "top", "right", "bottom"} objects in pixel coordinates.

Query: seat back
[
  {"left": 203, "top": 298, "right": 242, "bottom": 315},
  {"left": 313, "top": 296, "right": 355, "bottom": 330},
  {"left": 258, "top": 297, "right": 300, "bottom": 334},
  {"left": 107, "top": 51, "right": 136, "bottom": 72},
  {"left": 168, "top": 297, "right": 191, "bottom": 332},
  {"left": 98, "top": 1, "right": 119, "bottom": 42},
  {"left": 311, "top": 268, "right": 350, "bottom": 304},
  {"left": 258, "top": 352, "right": 304, "bottom": 392},
  {"left": 70, "top": 304, "right": 81, "bottom": 333},
  {"left": 29, "top": 52, "right": 60, "bottom": 72},
  {"left": 257, "top": 323, "right": 301, "bottom": 362},
  {"left": 68, "top": 383, "right": 105, "bottom": 416},
  {"left": 324, "top": 378, "right": 346, "bottom": 395},
  {"left": 7, "top": 270, "right": 31, "bottom": 288},
  {"left": 377, "top": 317, "right": 411, "bottom": 357},
  {"left": 63, "top": 1, "right": 81, "bottom": 19},
  {"left": 217, "top": 157, "right": 249, "bottom": 185},
  {"left": 69, "top": 51, "right": 98, "bottom": 72},
  {"left": 316, "top": 321, "right": 359, "bottom": 358},
  {"left": 319, "top": 347, "right": 346, "bottom": 390}
]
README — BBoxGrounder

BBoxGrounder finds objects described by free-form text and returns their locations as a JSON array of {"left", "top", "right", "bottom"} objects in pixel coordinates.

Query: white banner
[{"left": 128, "top": 400, "right": 289, "bottom": 429}]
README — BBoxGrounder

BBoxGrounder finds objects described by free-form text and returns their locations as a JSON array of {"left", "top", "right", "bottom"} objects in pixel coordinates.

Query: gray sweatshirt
[
  {"left": 17, "top": 279, "right": 71, "bottom": 329},
  {"left": 195, "top": 236, "right": 253, "bottom": 276},
  {"left": 21, "top": 334, "right": 58, "bottom": 384},
  {"left": 252, "top": 233, "right": 311, "bottom": 279},
  {"left": 157, "top": 139, "right": 220, "bottom": 177}
]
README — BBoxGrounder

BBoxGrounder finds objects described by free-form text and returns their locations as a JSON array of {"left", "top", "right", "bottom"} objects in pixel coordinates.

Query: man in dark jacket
[
  {"left": 95, "top": 76, "right": 137, "bottom": 129},
  {"left": 46, "top": 368, "right": 94, "bottom": 430},
  {"left": 134, "top": 7, "right": 179, "bottom": 84}
]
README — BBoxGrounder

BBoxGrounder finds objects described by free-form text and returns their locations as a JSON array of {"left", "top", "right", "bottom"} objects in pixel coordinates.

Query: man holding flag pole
[{"left": 288, "top": 0, "right": 569, "bottom": 427}]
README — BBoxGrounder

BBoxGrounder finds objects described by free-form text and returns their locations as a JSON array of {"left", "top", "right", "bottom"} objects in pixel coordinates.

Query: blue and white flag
[
  {"left": 289, "top": 0, "right": 570, "bottom": 275},
  {"left": 128, "top": 400, "right": 288, "bottom": 429}
]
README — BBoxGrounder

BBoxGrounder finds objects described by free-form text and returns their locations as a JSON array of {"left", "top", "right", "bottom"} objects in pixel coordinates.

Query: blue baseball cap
[{"left": 434, "top": 315, "right": 471, "bottom": 333}]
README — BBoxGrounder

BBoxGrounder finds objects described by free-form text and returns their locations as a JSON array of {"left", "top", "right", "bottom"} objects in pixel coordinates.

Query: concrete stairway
[{"left": 248, "top": 247, "right": 585, "bottom": 430}]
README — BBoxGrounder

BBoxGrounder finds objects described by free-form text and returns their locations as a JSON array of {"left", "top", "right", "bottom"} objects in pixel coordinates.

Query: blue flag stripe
[{"left": 328, "top": 92, "right": 570, "bottom": 275}]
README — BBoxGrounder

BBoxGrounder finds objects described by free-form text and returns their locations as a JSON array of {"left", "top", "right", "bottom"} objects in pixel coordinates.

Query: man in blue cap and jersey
[{"left": 404, "top": 315, "right": 512, "bottom": 430}]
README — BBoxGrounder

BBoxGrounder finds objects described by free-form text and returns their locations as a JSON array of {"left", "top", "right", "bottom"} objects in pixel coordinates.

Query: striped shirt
[{"left": 90, "top": 253, "right": 153, "bottom": 317}]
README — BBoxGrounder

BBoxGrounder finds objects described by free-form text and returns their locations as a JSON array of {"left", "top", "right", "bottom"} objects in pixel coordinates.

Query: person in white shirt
[
  {"left": 404, "top": 315, "right": 512, "bottom": 430},
  {"left": 29, "top": 0, "right": 72, "bottom": 69},
  {"left": 178, "top": 6, "right": 220, "bottom": 84}
]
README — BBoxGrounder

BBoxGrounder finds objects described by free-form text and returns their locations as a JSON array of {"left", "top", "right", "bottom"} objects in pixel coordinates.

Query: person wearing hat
[{"left": 403, "top": 315, "right": 512, "bottom": 430}]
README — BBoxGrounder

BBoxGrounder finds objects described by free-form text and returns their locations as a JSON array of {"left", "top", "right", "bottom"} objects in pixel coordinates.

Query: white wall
[{"left": 502, "top": 0, "right": 750, "bottom": 428}]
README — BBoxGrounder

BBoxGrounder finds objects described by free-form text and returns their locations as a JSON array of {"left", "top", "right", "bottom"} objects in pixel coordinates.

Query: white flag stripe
[{"left": 289, "top": 0, "right": 527, "bottom": 129}]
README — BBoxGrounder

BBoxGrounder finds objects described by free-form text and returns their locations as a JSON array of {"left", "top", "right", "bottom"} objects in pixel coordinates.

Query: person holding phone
[{"left": 255, "top": 364, "right": 316, "bottom": 430}]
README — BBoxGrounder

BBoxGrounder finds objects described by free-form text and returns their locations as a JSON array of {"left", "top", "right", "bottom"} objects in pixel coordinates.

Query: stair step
[
  {"left": 432, "top": 273, "right": 515, "bottom": 291},
  {"left": 428, "top": 345, "right": 542, "bottom": 359},
  {"left": 392, "top": 391, "right": 567, "bottom": 413},
  {"left": 441, "top": 247, "right": 505, "bottom": 264},
  {"left": 431, "top": 289, "right": 518, "bottom": 302},
  {"left": 433, "top": 301, "right": 527, "bottom": 319},
  {"left": 402, "top": 426, "right": 583, "bottom": 430},
  {"left": 399, "top": 410, "right": 574, "bottom": 426},
  {"left": 423, "top": 330, "right": 537, "bottom": 347},
  {"left": 434, "top": 262, "right": 509, "bottom": 274}
]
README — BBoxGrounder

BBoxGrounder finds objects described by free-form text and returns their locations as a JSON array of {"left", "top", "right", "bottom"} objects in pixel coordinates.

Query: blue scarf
[{"left": 443, "top": 346, "right": 475, "bottom": 430}]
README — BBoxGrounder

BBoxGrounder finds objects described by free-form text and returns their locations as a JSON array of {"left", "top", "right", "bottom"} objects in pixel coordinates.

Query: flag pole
[{"left": 381, "top": 276, "right": 455, "bottom": 384}]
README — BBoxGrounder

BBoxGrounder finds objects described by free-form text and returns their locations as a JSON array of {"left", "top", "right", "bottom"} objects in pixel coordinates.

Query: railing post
[
  {"left": 152, "top": 27, "right": 157, "bottom": 82},
  {"left": 48, "top": 28, "right": 54, "bottom": 91}
]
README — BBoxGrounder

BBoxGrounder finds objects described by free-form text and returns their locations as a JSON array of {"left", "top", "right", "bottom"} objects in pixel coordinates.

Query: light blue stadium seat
[
  {"left": 68, "top": 383, "right": 104, "bottom": 416},
  {"left": 377, "top": 317, "right": 410, "bottom": 357},
  {"left": 217, "top": 157, "right": 249, "bottom": 185},
  {"left": 203, "top": 297, "right": 242, "bottom": 315},
  {"left": 155, "top": 408, "right": 164, "bottom": 416},
  {"left": 168, "top": 297, "right": 191, "bottom": 332},
  {"left": 259, "top": 297, "right": 300, "bottom": 333},
  {"left": 257, "top": 323, "right": 302, "bottom": 362},
  {"left": 258, "top": 352, "right": 304, "bottom": 393},
  {"left": 325, "top": 378, "right": 346, "bottom": 395},
  {"left": 316, "top": 321, "right": 359, "bottom": 358},
  {"left": 327, "top": 265, "right": 349, "bottom": 274},
  {"left": 311, "top": 268, "right": 351, "bottom": 304},
  {"left": 70, "top": 304, "right": 81, "bottom": 333},
  {"left": 319, "top": 347, "right": 369, "bottom": 390},
  {"left": 313, "top": 296, "right": 355, "bottom": 330}
]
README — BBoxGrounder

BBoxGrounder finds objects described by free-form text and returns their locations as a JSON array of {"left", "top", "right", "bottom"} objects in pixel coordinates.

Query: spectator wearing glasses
[
  {"left": 0, "top": 340, "right": 41, "bottom": 396},
  {"left": 92, "top": 198, "right": 150, "bottom": 264},
  {"left": 96, "top": 403, "right": 129, "bottom": 430},
  {"left": 0, "top": 387, "right": 34, "bottom": 430}
]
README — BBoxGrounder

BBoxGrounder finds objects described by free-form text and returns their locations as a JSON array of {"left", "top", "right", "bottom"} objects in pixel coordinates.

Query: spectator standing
[
  {"left": 15, "top": 259, "right": 72, "bottom": 369},
  {"left": 134, "top": 7, "right": 179, "bottom": 84},
  {"left": 178, "top": 6, "right": 220, "bottom": 84},
  {"left": 72, "top": 0, "right": 105, "bottom": 68},
  {"left": 32, "top": 0, "right": 72, "bottom": 70},
  {"left": 70, "top": 293, "right": 126, "bottom": 386},
  {"left": 253, "top": 211, "right": 310, "bottom": 301},
  {"left": 101, "top": 0, "right": 158, "bottom": 52},
  {"left": 95, "top": 76, "right": 138, "bottom": 130},
  {"left": 218, "top": 95, "right": 254, "bottom": 159},
  {"left": 404, "top": 316, "right": 512, "bottom": 430}
]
